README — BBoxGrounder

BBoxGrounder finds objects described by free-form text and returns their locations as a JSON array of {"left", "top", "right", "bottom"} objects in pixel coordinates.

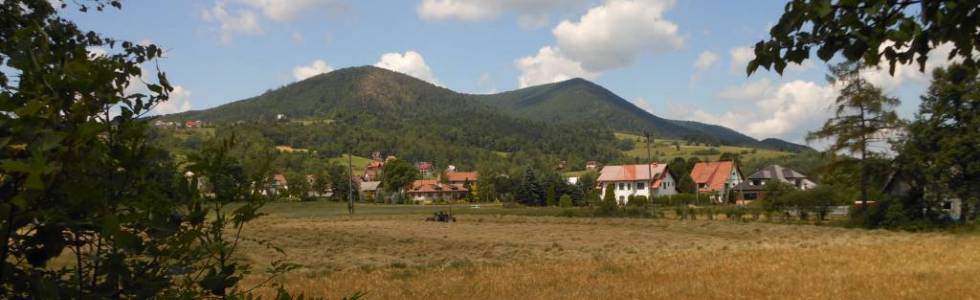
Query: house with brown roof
[
  {"left": 597, "top": 163, "right": 676, "bottom": 205},
  {"left": 416, "top": 161, "right": 434, "bottom": 178},
  {"left": 363, "top": 159, "right": 385, "bottom": 181},
  {"left": 445, "top": 171, "right": 478, "bottom": 185},
  {"left": 690, "top": 161, "right": 744, "bottom": 203},
  {"left": 405, "top": 179, "right": 468, "bottom": 204},
  {"left": 733, "top": 165, "right": 816, "bottom": 205}
]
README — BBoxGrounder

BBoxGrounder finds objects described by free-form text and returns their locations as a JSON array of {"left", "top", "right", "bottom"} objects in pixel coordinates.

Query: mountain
[
  {"left": 166, "top": 66, "right": 809, "bottom": 154},
  {"left": 759, "top": 138, "right": 813, "bottom": 153},
  {"left": 470, "top": 78, "right": 809, "bottom": 151}
]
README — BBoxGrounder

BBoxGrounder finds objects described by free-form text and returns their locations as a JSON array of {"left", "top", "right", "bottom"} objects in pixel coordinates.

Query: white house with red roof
[
  {"left": 597, "top": 163, "right": 676, "bottom": 205},
  {"left": 690, "top": 161, "right": 744, "bottom": 202}
]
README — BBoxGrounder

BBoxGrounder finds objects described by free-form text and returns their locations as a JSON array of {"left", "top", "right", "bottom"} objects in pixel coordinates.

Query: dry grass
[{"left": 237, "top": 204, "right": 980, "bottom": 299}]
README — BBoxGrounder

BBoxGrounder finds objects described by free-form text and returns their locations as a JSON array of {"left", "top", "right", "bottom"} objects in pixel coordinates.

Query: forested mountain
[
  {"left": 471, "top": 78, "right": 810, "bottom": 151},
  {"left": 163, "top": 65, "right": 808, "bottom": 169}
]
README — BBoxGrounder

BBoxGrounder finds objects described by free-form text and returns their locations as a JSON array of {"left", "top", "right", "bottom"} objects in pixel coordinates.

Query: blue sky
[{"left": 63, "top": 0, "right": 950, "bottom": 145}]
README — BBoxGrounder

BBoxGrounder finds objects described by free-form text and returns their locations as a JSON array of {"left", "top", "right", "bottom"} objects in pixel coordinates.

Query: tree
[
  {"left": 0, "top": 1, "right": 299, "bottom": 297},
  {"left": 545, "top": 183, "right": 557, "bottom": 206},
  {"left": 749, "top": 0, "right": 979, "bottom": 75},
  {"left": 517, "top": 168, "right": 544, "bottom": 206},
  {"left": 669, "top": 157, "right": 696, "bottom": 194},
  {"left": 807, "top": 62, "right": 902, "bottom": 207},
  {"left": 898, "top": 64, "right": 980, "bottom": 222},
  {"left": 381, "top": 159, "right": 419, "bottom": 193},
  {"left": 559, "top": 194, "right": 574, "bottom": 208},
  {"left": 597, "top": 184, "right": 619, "bottom": 215}
]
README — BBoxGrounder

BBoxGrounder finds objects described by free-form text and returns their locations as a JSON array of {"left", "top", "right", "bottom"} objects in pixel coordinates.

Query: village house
[
  {"left": 260, "top": 174, "right": 288, "bottom": 196},
  {"left": 445, "top": 171, "right": 478, "bottom": 185},
  {"left": 416, "top": 161, "right": 434, "bottom": 178},
  {"left": 405, "top": 179, "right": 468, "bottom": 204},
  {"left": 184, "top": 120, "right": 203, "bottom": 128},
  {"left": 597, "top": 163, "right": 677, "bottom": 206},
  {"left": 585, "top": 161, "right": 599, "bottom": 170},
  {"left": 690, "top": 161, "right": 744, "bottom": 203},
  {"left": 882, "top": 170, "right": 963, "bottom": 221},
  {"left": 359, "top": 181, "right": 382, "bottom": 202},
  {"left": 733, "top": 165, "right": 816, "bottom": 205}
]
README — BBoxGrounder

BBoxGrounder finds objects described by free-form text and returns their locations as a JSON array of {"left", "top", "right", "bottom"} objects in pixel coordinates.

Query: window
[
  {"left": 752, "top": 179, "right": 761, "bottom": 186},
  {"left": 636, "top": 183, "right": 645, "bottom": 190},
  {"left": 744, "top": 193, "right": 758, "bottom": 200},
  {"left": 943, "top": 201, "right": 953, "bottom": 210},
  {"left": 618, "top": 196, "right": 625, "bottom": 205}
]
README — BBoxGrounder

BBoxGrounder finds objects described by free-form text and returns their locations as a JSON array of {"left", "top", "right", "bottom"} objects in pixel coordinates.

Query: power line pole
[
  {"left": 644, "top": 132, "right": 653, "bottom": 198},
  {"left": 347, "top": 151, "right": 355, "bottom": 215}
]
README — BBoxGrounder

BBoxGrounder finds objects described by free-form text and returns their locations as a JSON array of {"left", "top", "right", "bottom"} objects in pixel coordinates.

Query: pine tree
[{"left": 807, "top": 62, "right": 902, "bottom": 207}]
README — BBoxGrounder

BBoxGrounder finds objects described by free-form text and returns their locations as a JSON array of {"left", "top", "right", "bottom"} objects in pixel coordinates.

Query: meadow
[
  {"left": 614, "top": 132, "right": 792, "bottom": 162},
  {"left": 237, "top": 202, "right": 980, "bottom": 299}
]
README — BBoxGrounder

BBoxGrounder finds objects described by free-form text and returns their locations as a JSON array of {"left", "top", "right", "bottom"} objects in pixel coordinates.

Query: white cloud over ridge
[
  {"left": 375, "top": 51, "right": 441, "bottom": 85},
  {"left": 553, "top": 0, "right": 683, "bottom": 72},
  {"left": 417, "top": 0, "right": 587, "bottom": 28},
  {"left": 201, "top": 0, "right": 346, "bottom": 43},
  {"left": 293, "top": 59, "right": 335, "bottom": 81},
  {"left": 515, "top": 46, "right": 599, "bottom": 88},
  {"left": 153, "top": 86, "right": 193, "bottom": 115}
]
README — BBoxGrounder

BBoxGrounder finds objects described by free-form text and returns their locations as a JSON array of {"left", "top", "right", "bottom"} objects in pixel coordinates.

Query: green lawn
[
  {"left": 327, "top": 154, "right": 373, "bottom": 174},
  {"left": 615, "top": 132, "right": 792, "bottom": 162}
]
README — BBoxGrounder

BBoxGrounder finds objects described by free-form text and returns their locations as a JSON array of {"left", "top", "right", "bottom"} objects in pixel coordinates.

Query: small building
[
  {"left": 882, "top": 170, "right": 962, "bottom": 221},
  {"left": 359, "top": 181, "right": 382, "bottom": 201},
  {"left": 690, "top": 161, "right": 744, "bottom": 203},
  {"left": 445, "top": 171, "right": 478, "bottom": 185},
  {"left": 596, "top": 163, "right": 677, "bottom": 206},
  {"left": 184, "top": 120, "right": 203, "bottom": 128},
  {"left": 733, "top": 165, "right": 816, "bottom": 205},
  {"left": 416, "top": 161, "right": 434, "bottom": 178},
  {"left": 405, "top": 179, "right": 468, "bottom": 204},
  {"left": 585, "top": 161, "right": 599, "bottom": 170},
  {"left": 363, "top": 160, "right": 385, "bottom": 181},
  {"left": 261, "top": 174, "right": 288, "bottom": 196}
]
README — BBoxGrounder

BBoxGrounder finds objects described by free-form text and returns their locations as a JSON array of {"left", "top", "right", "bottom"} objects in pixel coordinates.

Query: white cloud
[
  {"left": 553, "top": 0, "right": 683, "bottom": 71},
  {"left": 417, "top": 0, "right": 586, "bottom": 27},
  {"left": 202, "top": 0, "right": 345, "bottom": 43},
  {"left": 477, "top": 72, "right": 497, "bottom": 94},
  {"left": 717, "top": 78, "right": 772, "bottom": 101},
  {"left": 694, "top": 50, "right": 719, "bottom": 71},
  {"left": 680, "top": 80, "right": 838, "bottom": 142},
  {"left": 153, "top": 86, "right": 193, "bottom": 115},
  {"left": 860, "top": 42, "right": 960, "bottom": 93},
  {"left": 729, "top": 46, "right": 754, "bottom": 75},
  {"left": 515, "top": 46, "right": 599, "bottom": 88},
  {"left": 633, "top": 96, "right": 654, "bottom": 114},
  {"left": 293, "top": 59, "right": 335, "bottom": 81},
  {"left": 238, "top": 0, "right": 346, "bottom": 21},
  {"left": 201, "top": 1, "right": 262, "bottom": 44},
  {"left": 375, "top": 51, "right": 441, "bottom": 85}
]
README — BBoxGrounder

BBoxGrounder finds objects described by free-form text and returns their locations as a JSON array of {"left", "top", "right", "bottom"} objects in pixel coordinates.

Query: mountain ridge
[{"left": 166, "top": 65, "right": 811, "bottom": 152}]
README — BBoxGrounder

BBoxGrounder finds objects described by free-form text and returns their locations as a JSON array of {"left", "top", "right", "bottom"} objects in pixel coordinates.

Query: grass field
[
  {"left": 615, "top": 132, "right": 792, "bottom": 162},
  {"left": 327, "top": 154, "right": 373, "bottom": 174},
  {"left": 237, "top": 202, "right": 980, "bottom": 299}
]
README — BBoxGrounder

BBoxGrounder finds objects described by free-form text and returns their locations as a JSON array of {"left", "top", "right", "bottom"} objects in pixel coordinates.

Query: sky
[{"left": 61, "top": 0, "right": 956, "bottom": 145}]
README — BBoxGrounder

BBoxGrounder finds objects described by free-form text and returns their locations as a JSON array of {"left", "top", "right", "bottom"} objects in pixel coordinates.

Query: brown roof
[
  {"left": 596, "top": 163, "right": 668, "bottom": 183},
  {"left": 272, "top": 174, "right": 288, "bottom": 186},
  {"left": 690, "top": 161, "right": 736, "bottom": 192},
  {"left": 366, "top": 160, "right": 384, "bottom": 170},
  {"left": 406, "top": 179, "right": 467, "bottom": 194},
  {"left": 446, "top": 171, "right": 478, "bottom": 182}
]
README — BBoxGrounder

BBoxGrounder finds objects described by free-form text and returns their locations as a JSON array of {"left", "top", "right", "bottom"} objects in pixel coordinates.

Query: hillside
[
  {"left": 162, "top": 66, "right": 808, "bottom": 169},
  {"left": 471, "top": 78, "right": 811, "bottom": 151}
]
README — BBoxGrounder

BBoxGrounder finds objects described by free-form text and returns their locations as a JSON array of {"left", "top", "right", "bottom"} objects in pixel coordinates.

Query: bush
[
  {"left": 559, "top": 194, "right": 574, "bottom": 208},
  {"left": 628, "top": 195, "right": 649, "bottom": 208}
]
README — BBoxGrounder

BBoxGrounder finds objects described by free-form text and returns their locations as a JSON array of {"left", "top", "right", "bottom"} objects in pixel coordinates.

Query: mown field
[
  {"left": 237, "top": 202, "right": 980, "bottom": 299},
  {"left": 614, "top": 132, "right": 791, "bottom": 162}
]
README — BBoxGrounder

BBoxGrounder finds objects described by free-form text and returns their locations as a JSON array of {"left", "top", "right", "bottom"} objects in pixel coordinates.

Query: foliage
[
  {"left": 807, "top": 62, "right": 903, "bottom": 205},
  {"left": 749, "top": 0, "right": 979, "bottom": 75},
  {"left": 896, "top": 64, "right": 980, "bottom": 223},
  {"left": 596, "top": 184, "right": 619, "bottom": 215},
  {"left": 381, "top": 159, "right": 419, "bottom": 193},
  {"left": 559, "top": 194, "right": 574, "bottom": 208},
  {"left": 516, "top": 168, "right": 545, "bottom": 206},
  {"left": 668, "top": 157, "right": 697, "bottom": 194}
]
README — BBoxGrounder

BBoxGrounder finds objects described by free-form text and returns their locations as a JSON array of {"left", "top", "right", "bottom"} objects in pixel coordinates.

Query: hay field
[{"left": 238, "top": 203, "right": 980, "bottom": 299}]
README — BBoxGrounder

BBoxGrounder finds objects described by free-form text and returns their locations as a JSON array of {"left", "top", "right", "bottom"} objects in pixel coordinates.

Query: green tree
[
  {"left": 517, "top": 168, "right": 544, "bottom": 206},
  {"left": 559, "top": 194, "right": 574, "bottom": 208},
  {"left": 749, "top": 0, "right": 979, "bottom": 75},
  {"left": 597, "top": 184, "right": 619, "bottom": 215},
  {"left": 545, "top": 183, "right": 557, "bottom": 206},
  {"left": 0, "top": 1, "right": 303, "bottom": 297},
  {"left": 898, "top": 64, "right": 980, "bottom": 222},
  {"left": 381, "top": 159, "right": 419, "bottom": 193},
  {"left": 807, "top": 62, "right": 902, "bottom": 207}
]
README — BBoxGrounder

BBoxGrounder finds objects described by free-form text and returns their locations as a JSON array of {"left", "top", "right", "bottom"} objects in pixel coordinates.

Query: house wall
[{"left": 599, "top": 174, "right": 677, "bottom": 205}]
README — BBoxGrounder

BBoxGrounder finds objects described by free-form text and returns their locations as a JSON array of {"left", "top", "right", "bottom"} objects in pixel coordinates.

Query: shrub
[
  {"left": 628, "top": 195, "right": 649, "bottom": 208},
  {"left": 559, "top": 194, "right": 574, "bottom": 208}
]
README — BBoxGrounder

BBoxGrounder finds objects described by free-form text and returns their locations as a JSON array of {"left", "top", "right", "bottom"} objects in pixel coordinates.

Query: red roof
[
  {"left": 597, "top": 163, "right": 667, "bottom": 183},
  {"left": 446, "top": 171, "right": 478, "bottom": 182},
  {"left": 366, "top": 160, "right": 384, "bottom": 170},
  {"left": 406, "top": 179, "right": 467, "bottom": 194},
  {"left": 272, "top": 174, "right": 288, "bottom": 186},
  {"left": 690, "top": 161, "right": 736, "bottom": 192},
  {"left": 416, "top": 162, "right": 433, "bottom": 172}
]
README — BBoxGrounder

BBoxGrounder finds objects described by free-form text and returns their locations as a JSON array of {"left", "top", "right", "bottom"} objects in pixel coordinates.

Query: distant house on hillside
[
  {"left": 363, "top": 160, "right": 385, "bottom": 181},
  {"left": 445, "top": 171, "right": 478, "bottom": 185},
  {"left": 585, "top": 161, "right": 599, "bottom": 170},
  {"left": 406, "top": 179, "right": 468, "bottom": 204},
  {"left": 733, "top": 165, "right": 816, "bottom": 205},
  {"left": 597, "top": 163, "right": 677, "bottom": 206},
  {"left": 690, "top": 161, "right": 744, "bottom": 203},
  {"left": 882, "top": 170, "right": 962, "bottom": 221},
  {"left": 416, "top": 161, "right": 434, "bottom": 178},
  {"left": 184, "top": 120, "right": 203, "bottom": 128}
]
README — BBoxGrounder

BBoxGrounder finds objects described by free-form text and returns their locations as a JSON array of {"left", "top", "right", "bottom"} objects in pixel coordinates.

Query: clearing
[{"left": 239, "top": 202, "right": 980, "bottom": 299}]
